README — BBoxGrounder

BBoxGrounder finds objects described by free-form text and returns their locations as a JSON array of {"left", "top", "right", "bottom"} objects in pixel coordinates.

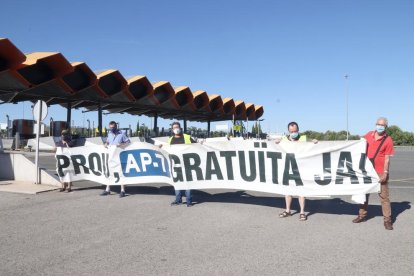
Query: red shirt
[{"left": 364, "top": 131, "right": 394, "bottom": 174}]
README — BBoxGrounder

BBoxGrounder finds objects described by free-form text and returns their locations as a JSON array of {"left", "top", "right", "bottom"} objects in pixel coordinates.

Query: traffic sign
[{"left": 33, "top": 100, "right": 48, "bottom": 121}]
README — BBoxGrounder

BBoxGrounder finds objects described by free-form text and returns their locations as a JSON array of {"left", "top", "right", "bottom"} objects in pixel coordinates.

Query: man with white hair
[{"left": 352, "top": 117, "right": 395, "bottom": 230}]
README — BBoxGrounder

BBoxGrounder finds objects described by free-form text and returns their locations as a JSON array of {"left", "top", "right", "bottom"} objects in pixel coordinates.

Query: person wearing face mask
[
  {"left": 352, "top": 117, "right": 395, "bottom": 230},
  {"left": 168, "top": 121, "right": 196, "bottom": 207},
  {"left": 100, "top": 121, "right": 130, "bottom": 198},
  {"left": 55, "top": 129, "right": 75, "bottom": 192},
  {"left": 276, "top": 122, "right": 318, "bottom": 221}
]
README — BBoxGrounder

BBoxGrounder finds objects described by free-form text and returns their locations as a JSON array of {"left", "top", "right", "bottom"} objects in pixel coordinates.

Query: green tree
[
  {"left": 387, "top": 125, "right": 403, "bottom": 145},
  {"left": 303, "top": 130, "right": 360, "bottom": 141},
  {"left": 251, "top": 122, "right": 262, "bottom": 135},
  {"left": 387, "top": 125, "right": 414, "bottom": 146},
  {"left": 251, "top": 124, "right": 257, "bottom": 134}
]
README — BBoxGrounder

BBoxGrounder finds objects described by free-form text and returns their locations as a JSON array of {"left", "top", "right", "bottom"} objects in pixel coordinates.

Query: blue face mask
[
  {"left": 110, "top": 127, "right": 118, "bottom": 134},
  {"left": 290, "top": 132, "right": 299, "bottom": 140},
  {"left": 376, "top": 125, "right": 385, "bottom": 134}
]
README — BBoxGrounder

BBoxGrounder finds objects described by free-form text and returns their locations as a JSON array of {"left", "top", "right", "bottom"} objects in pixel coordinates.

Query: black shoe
[
  {"left": 384, "top": 221, "right": 393, "bottom": 230},
  {"left": 119, "top": 191, "right": 126, "bottom": 198},
  {"left": 100, "top": 191, "right": 110, "bottom": 196},
  {"left": 170, "top": 201, "right": 182, "bottom": 206},
  {"left": 352, "top": 216, "right": 366, "bottom": 223},
  {"left": 186, "top": 203, "right": 193, "bottom": 207}
]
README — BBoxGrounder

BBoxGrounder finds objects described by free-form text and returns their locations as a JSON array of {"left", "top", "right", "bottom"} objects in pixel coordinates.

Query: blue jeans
[{"left": 175, "top": 189, "right": 192, "bottom": 204}]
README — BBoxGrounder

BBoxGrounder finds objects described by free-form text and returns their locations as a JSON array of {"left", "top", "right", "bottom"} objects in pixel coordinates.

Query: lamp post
[
  {"left": 49, "top": 117, "right": 53, "bottom": 137},
  {"left": 87, "top": 119, "right": 90, "bottom": 137},
  {"left": 6, "top": 114, "right": 10, "bottom": 138},
  {"left": 344, "top": 74, "right": 349, "bottom": 140},
  {"left": 246, "top": 118, "right": 249, "bottom": 139},
  {"left": 257, "top": 118, "right": 265, "bottom": 139}
]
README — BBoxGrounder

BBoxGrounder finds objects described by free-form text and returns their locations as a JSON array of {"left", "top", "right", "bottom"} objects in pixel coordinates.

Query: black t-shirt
[
  {"left": 169, "top": 135, "right": 195, "bottom": 145},
  {"left": 56, "top": 137, "right": 75, "bottom": 147}
]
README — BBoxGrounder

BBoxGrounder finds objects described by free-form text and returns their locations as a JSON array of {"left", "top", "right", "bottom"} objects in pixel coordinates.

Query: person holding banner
[
  {"left": 55, "top": 129, "right": 75, "bottom": 192},
  {"left": 169, "top": 121, "right": 196, "bottom": 207},
  {"left": 352, "top": 117, "right": 395, "bottom": 230},
  {"left": 276, "top": 122, "right": 318, "bottom": 221},
  {"left": 100, "top": 121, "right": 130, "bottom": 198}
]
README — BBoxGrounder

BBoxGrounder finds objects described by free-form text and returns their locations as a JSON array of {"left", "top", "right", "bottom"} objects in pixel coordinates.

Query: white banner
[
  {"left": 56, "top": 140, "right": 380, "bottom": 202},
  {"left": 56, "top": 142, "right": 171, "bottom": 186}
]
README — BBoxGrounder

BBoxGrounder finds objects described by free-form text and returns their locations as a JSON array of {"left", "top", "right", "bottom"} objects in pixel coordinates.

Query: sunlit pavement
[{"left": 0, "top": 149, "right": 412, "bottom": 275}]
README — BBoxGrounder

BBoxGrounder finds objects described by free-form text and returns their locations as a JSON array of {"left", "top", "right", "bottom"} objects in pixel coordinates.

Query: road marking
[
  {"left": 390, "top": 178, "right": 414, "bottom": 182},
  {"left": 392, "top": 180, "right": 414, "bottom": 184}
]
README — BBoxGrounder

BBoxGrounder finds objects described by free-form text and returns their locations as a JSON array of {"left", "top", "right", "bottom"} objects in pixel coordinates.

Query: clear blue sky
[{"left": 1, "top": 0, "right": 413, "bottom": 135}]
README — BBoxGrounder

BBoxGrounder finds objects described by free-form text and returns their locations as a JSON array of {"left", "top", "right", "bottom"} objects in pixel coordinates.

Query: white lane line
[
  {"left": 392, "top": 181, "right": 414, "bottom": 184},
  {"left": 390, "top": 178, "right": 414, "bottom": 182}
]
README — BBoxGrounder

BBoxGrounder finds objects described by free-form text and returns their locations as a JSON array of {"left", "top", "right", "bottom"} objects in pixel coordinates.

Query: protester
[
  {"left": 276, "top": 122, "right": 318, "bottom": 221},
  {"left": 55, "top": 129, "right": 74, "bottom": 192},
  {"left": 352, "top": 117, "right": 395, "bottom": 230},
  {"left": 100, "top": 121, "right": 130, "bottom": 198},
  {"left": 168, "top": 121, "right": 196, "bottom": 207}
]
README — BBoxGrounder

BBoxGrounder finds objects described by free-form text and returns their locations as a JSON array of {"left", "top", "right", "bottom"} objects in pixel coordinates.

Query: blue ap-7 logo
[{"left": 120, "top": 149, "right": 170, "bottom": 177}]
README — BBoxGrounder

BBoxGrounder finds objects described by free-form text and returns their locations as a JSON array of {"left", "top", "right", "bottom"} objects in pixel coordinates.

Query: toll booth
[
  {"left": 12, "top": 119, "right": 35, "bottom": 139},
  {"left": 50, "top": 121, "right": 68, "bottom": 137}
]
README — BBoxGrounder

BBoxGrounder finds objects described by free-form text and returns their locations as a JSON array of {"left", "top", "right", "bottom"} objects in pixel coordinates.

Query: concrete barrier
[
  {"left": 24, "top": 136, "right": 149, "bottom": 150},
  {"left": 150, "top": 136, "right": 169, "bottom": 146},
  {"left": 129, "top": 137, "right": 146, "bottom": 143},
  {"left": 1, "top": 138, "right": 13, "bottom": 150},
  {"left": 84, "top": 137, "right": 106, "bottom": 146},
  {"left": 0, "top": 152, "right": 60, "bottom": 185},
  {"left": 26, "top": 137, "right": 59, "bottom": 151}
]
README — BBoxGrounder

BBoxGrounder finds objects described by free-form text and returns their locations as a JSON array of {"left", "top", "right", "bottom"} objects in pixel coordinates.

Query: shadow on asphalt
[
  {"left": 89, "top": 185, "right": 411, "bottom": 223},
  {"left": 306, "top": 198, "right": 411, "bottom": 223}
]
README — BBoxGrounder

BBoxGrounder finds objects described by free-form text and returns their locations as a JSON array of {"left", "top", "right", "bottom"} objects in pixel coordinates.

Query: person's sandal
[
  {"left": 299, "top": 213, "right": 307, "bottom": 221},
  {"left": 279, "top": 211, "right": 292, "bottom": 218},
  {"left": 60, "top": 183, "right": 67, "bottom": 192}
]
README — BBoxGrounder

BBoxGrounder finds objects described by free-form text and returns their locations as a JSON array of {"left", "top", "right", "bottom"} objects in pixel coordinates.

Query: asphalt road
[{"left": 0, "top": 149, "right": 413, "bottom": 275}]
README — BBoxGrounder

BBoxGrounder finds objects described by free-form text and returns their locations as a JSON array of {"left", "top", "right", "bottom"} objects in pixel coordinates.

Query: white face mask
[
  {"left": 289, "top": 132, "right": 299, "bottom": 140},
  {"left": 376, "top": 125, "right": 386, "bottom": 134},
  {"left": 173, "top": 128, "right": 181, "bottom": 135}
]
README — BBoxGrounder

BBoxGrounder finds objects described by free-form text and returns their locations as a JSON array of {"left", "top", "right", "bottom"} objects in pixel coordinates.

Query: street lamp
[
  {"left": 344, "top": 74, "right": 349, "bottom": 140},
  {"left": 6, "top": 114, "right": 10, "bottom": 138},
  {"left": 257, "top": 118, "right": 265, "bottom": 139},
  {"left": 49, "top": 117, "right": 53, "bottom": 137},
  {"left": 87, "top": 119, "right": 90, "bottom": 137}
]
